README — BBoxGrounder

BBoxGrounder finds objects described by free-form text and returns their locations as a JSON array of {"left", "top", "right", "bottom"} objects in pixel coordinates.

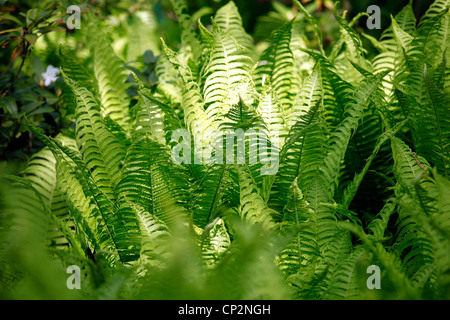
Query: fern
[
  {"left": 88, "top": 20, "right": 131, "bottom": 128},
  {"left": 255, "top": 19, "right": 300, "bottom": 124},
  {"left": 2, "top": 0, "right": 450, "bottom": 300},
  {"left": 202, "top": 21, "right": 252, "bottom": 122}
]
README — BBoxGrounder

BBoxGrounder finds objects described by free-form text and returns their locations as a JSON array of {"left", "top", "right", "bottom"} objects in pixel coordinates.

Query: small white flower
[{"left": 42, "top": 65, "right": 60, "bottom": 86}]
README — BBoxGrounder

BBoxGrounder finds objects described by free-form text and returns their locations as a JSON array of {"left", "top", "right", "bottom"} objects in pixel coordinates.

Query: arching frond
[
  {"left": 237, "top": 165, "right": 277, "bottom": 230},
  {"left": 202, "top": 22, "right": 252, "bottom": 121},
  {"left": 63, "top": 73, "right": 126, "bottom": 202},
  {"left": 320, "top": 71, "right": 387, "bottom": 197},
  {"left": 87, "top": 21, "right": 131, "bottom": 128},
  {"left": 255, "top": 20, "right": 300, "bottom": 118},
  {"left": 214, "top": 1, "right": 254, "bottom": 56}
]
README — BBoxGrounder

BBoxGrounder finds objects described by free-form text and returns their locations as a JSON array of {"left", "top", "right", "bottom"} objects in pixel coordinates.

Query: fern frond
[
  {"left": 118, "top": 136, "right": 187, "bottom": 230},
  {"left": 322, "top": 246, "right": 367, "bottom": 300},
  {"left": 155, "top": 53, "right": 183, "bottom": 106},
  {"left": 188, "top": 164, "right": 233, "bottom": 229},
  {"left": 88, "top": 21, "right": 131, "bottom": 127},
  {"left": 287, "top": 64, "right": 322, "bottom": 129},
  {"left": 237, "top": 165, "right": 277, "bottom": 230},
  {"left": 202, "top": 21, "right": 252, "bottom": 121},
  {"left": 27, "top": 124, "right": 127, "bottom": 266},
  {"left": 201, "top": 218, "right": 231, "bottom": 268},
  {"left": 121, "top": 200, "right": 170, "bottom": 266},
  {"left": 59, "top": 48, "right": 97, "bottom": 118},
  {"left": 169, "top": 0, "right": 202, "bottom": 60},
  {"left": 269, "top": 98, "right": 325, "bottom": 211},
  {"left": 320, "top": 71, "right": 387, "bottom": 197},
  {"left": 414, "top": 5, "right": 449, "bottom": 68},
  {"left": 255, "top": 20, "right": 300, "bottom": 118},
  {"left": 341, "top": 118, "right": 407, "bottom": 209},
  {"left": 126, "top": 10, "right": 161, "bottom": 63},
  {"left": 304, "top": 50, "right": 354, "bottom": 129},
  {"left": 395, "top": 57, "right": 450, "bottom": 176},
  {"left": 131, "top": 75, "right": 183, "bottom": 146},
  {"left": 256, "top": 84, "right": 289, "bottom": 143},
  {"left": 63, "top": 73, "right": 126, "bottom": 202},
  {"left": 292, "top": 0, "right": 324, "bottom": 55},
  {"left": 214, "top": 1, "right": 254, "bottom": 56},
  {"left": 19, "top": 136, "right": 82, "bottom": 253},
  {"left": 277, "top": 178, "right": 320, "bottom": 279},
  {"left": 161, "top": 39, "right": 216, "bottom": 147},
  {"left": 390, "top": 137, "right": 437, "bottom": 277}
]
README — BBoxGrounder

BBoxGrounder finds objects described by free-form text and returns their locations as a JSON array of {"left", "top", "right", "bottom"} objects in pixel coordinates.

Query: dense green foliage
[{"left": 1, "top": 0, "right": 449, "bottom": 300}]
